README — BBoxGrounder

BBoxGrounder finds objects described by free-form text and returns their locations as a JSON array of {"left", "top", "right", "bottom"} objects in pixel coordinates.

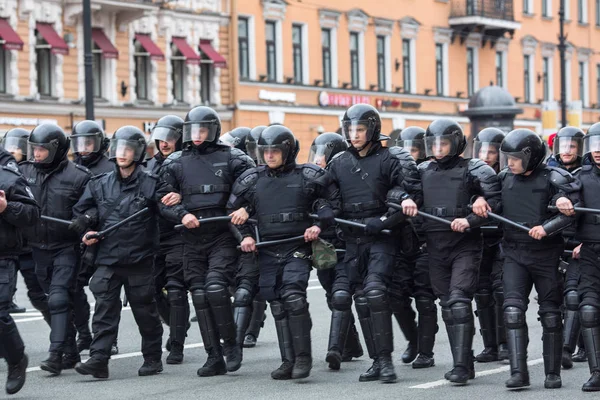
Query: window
[
  {"left": 134, "top": 40, "right": 149, "bottom": 100},
  {"left": 597, "top": 0, "right": 600, "bottom": 25},
  {"left": 35, "top": 31, "right": 52, "bottom": 96},
  {"left": 321, "top": 28, "right": 331, "bottom": 87},
  {"left": 436, "top": 43, "right": 444, "bottom": 95},
  {"left": 523, "top": 0, "right": 533, "bottom": 14},
  {"left": 265, "top": 21, "right": 277, "bottom": 82},
  {"left": 579, "top": 61, "right": 588, "bottom": 105},
  {"left": 467, "top": 48, "right": 475, "bottom": 97},
  {"left": 579, "top": 0, "right": 588, "bottom": 23},
  {"left": 292, "top": 24, "right": 303, "bottom": 84},
  {"left": 377, "top": 36, "right": 386, "bottom": 91},
  {"left": 543, "top": 0, "right": 551, "bottom": 17},
  {"left": 238, "top": 17, "right": 249, "bottom": 80},
  {"left": 171, "top": 45, "right": 185, "bottom": 102},
  {"left": 524, "top": 55, "right": 531, "bottom": 102},
  {"left": 543, "top": 57, "right": 550, "bottom": 101},
  {"left": 402, "top": 39, "right": 411, "bottom": 93},
  {"left": 0, "top": 49, "right": 7, "bottom": 94},
  {"left": 91, "top": 43, "right": 102, "bottom": 99},
  {"left": 350, "top": 32, "right": 359, "bottom": 89},
  {"left": 496, "top": 52, "right": 504, "bottom": 87},
  {"left": 200, "top": 63, "right": 211, "bottom": 105}
]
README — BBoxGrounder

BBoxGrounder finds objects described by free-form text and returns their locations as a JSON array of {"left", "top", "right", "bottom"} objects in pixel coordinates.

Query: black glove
[
  {"left": 317, "top": 206, "right": 336, "bottom": 229},
  {"left": 364, "top": 218, "right": 385, "bottom": 236},
  {"left": 69, "top": 214, "right": 92, "bottom": 236}
]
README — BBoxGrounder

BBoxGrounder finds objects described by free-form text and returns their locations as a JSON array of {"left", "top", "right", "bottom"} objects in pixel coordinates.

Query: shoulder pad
[
  {"left": 388, "top": 146, "right": 414, "bottom": 162},
  {"left": 497, "top": 167, "right": 510, "bottom": 180},
  {"left": 162, "top": 151, "right": 182, "bottom": 167},
  {"left": 417, "top": 160, "right": 434, "bottom": 172},
  {"left": 73, "top": 163, "right": 92, "bottom": 175},
  {"left": 142, "top": 170, "right": 160, "bottom": 180},
  {"left": 301, "top": 163, "right": 325, "bottom": 179},
  {"left": 2, "top": 164, "right": 20, "bottom": 176},
  {"left": 238, "top": 167, "right": 261, "bottom": 186},
  {"left": 468, "top": 158, "right": 496, "bottom": 176},
  {"left": 571, "top": 166, "right": 583, "bottom": 175},
  {"left": 581, "top": 164, "right": 594, "bottom": 172},
  {"left": 230, "top": 147, "right": 255, "bottom": 164},
  {"left": 548, "top": 166, "right": 574, "bottom": 184}
]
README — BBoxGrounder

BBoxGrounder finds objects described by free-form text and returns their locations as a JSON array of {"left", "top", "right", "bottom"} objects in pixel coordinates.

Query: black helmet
[
  {"left": 308, "top": 132, "right": 347, "bottom": 167},
  {"left": 553, "top": 126, "right": 584, "bottom": 165},
  {"left": 109, "top": 126, "right": 147, "bottom": 166},
  {"left": 584, "top": 122, "right": 600, "bottom": 163},
  {"left": 425, "top": 119, "right": 466, "bottom": 161},
  {"left": 500, "top": 129, "right": 545, "bottom": 173},
  {"left": 473, "top": 127, "right": 505, "bottom": 169},
  {"left": 27, "top": 123, "right": 70, "bottom": 168},
  {"left": 389, "top": 129, "right": 402, "bottom": 144},
  {"left": 257, "top": 125, "right": 297, "bottom": 167},
  {"left": 397, "top": 126, "right": 426, "bottom": 161},
  {"left": 2, "top": 128, "right": 30, "bottom": 162},
  {"left": 182, "top": 106, "right": 221, "bottom": 147},
  {"left": 71, "top": 120, "right": 109, "bottom": 161},
  {"left": 151, "top": 115, "right": 183, "bottom": 154},
  {"left": 220, "top": 127, "right": 251, "bottom": 151},
  {"left": 246, "top": 125, "right": 267, "bottom": 162},
  {"left": 341, "top": 104, "right": 382, "bottom": 147}
]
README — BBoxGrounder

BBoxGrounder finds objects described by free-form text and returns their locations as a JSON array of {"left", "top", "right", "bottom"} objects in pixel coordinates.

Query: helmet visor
[
  {"left": 3, "top": 136, "right": 28, "bottom": 158},
  {"left": 151, "top": 126, "right": 181, "bottom": 144},
  {"left": 27, "top": 140, "right": 59, "bottom": 164},
  {"left": 396, "top": 139, "right": 425, "bottom": 161},
  {"left": 257, "top": 144, "right": 290, "bottom": 167},
  {"left": 71, "top": 135, "right": 102, "bottom": 154},
  {"left": 182, "top": 121, "right": 218, "bottom": 145},
  {"left": 473, "top": 142, "right": 501, "bottom": 166},
  {"left": 308, "top": 143, "right": 336, "bottom": 167},
  {"left": 584, "top": 135, "right": 600, "bottom": 154},
  {"left": 425, "top": 135, "right": 458, "bottom": 159},
  {"left": 245, "top": 141, "right": 258, "bottom": 162},
  {"left": 341, "top": 120, "right": 372, "bottom": 142},
  {"left": 553, "top": 136, "right": 583, "bottom": 158},
  {"left": 219, "top": 132, "right": 242, "bottom": 148},
  {"left": 500, "top": 150, "right": 532, "bottom": 175},
  {"left": 109, "top": 139, "right": 145, "bottom": 163}
]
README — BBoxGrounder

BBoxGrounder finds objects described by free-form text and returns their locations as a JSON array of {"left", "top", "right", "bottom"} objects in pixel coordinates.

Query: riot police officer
[
  {"left": 575, "top": 122, "right": 600, "bottom": 391},
  {"left": 326, "top": 104, "right": 422, "bottom": 384},
  {"left": 0, "top": 162, "right": 39, "bottom": 394},
  {"left": 419, "top": 119, "right": 501, "bottom": 384},
  {"left": 2, "top": 129, "right": 29, "bottom": 165},
  {"left": 220, "top": 127, "right": 252, "bottom": 151},
  {"left": 71, "top": 120, "right": 112, "bottom": 175},
  {"left": 19, "top": 124, "right": 92, "bottom": 375},
  {"left": 72, "top": 126, "right": 186, "bottom": 379},
  {"left": 547, "top": 126, "right": 585, "bottom": 172},
  {"left": 480, "top": 129, "right": 580, "bottom": 389},
  {"left": 228, "top": 125, "right": 340, "bottom": 380},
  {"left": 471, "top": 128, "right": 508, "bottom": 363},
  {"left": 391, "top": 126, "right": 438, "bottom": 369},
  {"left": 162, "top": 106, "right": 254, "bottom": 377}
]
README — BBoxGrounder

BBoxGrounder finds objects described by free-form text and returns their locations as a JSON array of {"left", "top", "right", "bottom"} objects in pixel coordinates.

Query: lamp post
[{"left": 83, "top": 0, "right": 94, "bottom": 120}]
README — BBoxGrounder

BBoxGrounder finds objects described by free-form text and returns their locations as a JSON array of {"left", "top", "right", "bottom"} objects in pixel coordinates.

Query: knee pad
[
  {"left": 233, "top": 287, "right": 253, "bottom": 308},
  {"left": 47, "top": 291, "right": 69, "bottom": 313},
  {"left": 565, "top": 290, "right": 580, "bottom": 311},
  {"left": 354, "top": 296, "right": 369, "bottom": 318},
  {"left": 331, "top": 290, "right": 352, "bottom": 312},
  {"left": 474, "top": 291, "right": 494, "bottom": 309},
  {"left": 191, "top": 289, "right": 209, "bottom": 310},
  {"left": 167, "top": 289, "right": 186, "bottom": 306},
  {"left": 283, "top": 294, "right": 308, "bottom": 316},
  {"left": 580, "top": 305, "right": 600, "bottom": 329},
  {"left": 270, "top": 300, "right": 286, "bottom": 321},
  {"left": 441, "top": 306, "right": 452, "bottom": 324},
  {"left": 504, "top": 306, "right": 526, "bottom": 329},
  {"left": 450, "top": 302, "right": 473, "bottom": 324},
  {"left": 206, "top": 284, "right": 230, "bottom": 306},
  {"left": 365, "top": 289, "right": 388, "bottom": 312},
  {"left": 540, "top": 312, "right": 562, "bottom": 332},
  {"left": 415, "top": 297, "right": 436, "bottom": 315},
  {"left": 205, "top": 272, "right": 229, "bottom": 288}
]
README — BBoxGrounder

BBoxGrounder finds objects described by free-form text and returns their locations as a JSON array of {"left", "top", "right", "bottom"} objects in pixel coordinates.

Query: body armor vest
[{"left": 577, "top": 166, "right": 600, "bottom": 243}]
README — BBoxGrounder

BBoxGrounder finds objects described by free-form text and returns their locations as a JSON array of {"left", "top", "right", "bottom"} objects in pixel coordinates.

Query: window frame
[
  {"left": 265, "top": 20, "right": 277, "bottom": 82},
  {"left": 543, "top": 57, "right": 551, "bottom": 101},
  {"left": 35, "top": 32, "right": 53, "bottom": 97},
  {"left": 292, "top": 24, "right": 303, "bottom": 84},
  {"left": 467, "top": 47, "right": 475, "bottom": 97},
  {"left": 523, "top": 54, "right": 530, "bottom": 103},
  {"left": 435, "top": 43, "right": 444, "bottom": 96},
  {"left": 321, "top": 28, "right": 332, "bottom": 87},
  {"left": 376, "top": 35, "right": 386, "bottom": 91},
  {"left": 238, "top": 16, "right": 250, "bottom": 80},
  {"left": 496, "top": 51, "right": 504, "bottom": 87},
  {"left": 402, "top": 38, "right": 411, "bottom": 93},
  {"left": 350, "top": 32, "right": 360, "bottom": 89}
]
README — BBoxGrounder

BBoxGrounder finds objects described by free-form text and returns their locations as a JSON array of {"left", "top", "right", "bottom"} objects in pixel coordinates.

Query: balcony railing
[{"left": 450, "top": 0, "right": 515, "bottom": 21}]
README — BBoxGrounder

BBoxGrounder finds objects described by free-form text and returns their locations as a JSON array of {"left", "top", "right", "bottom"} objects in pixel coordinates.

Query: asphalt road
[{"left": 2, "top": 272, "right": 592, "bottom": 399}]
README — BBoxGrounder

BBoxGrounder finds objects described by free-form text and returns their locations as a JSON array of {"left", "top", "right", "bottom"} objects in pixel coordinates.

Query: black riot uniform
[
  {"left": 307, "top": 132, "right": 364, "bottom": 369},
  {"left": 327, "top": 104, "right": 422, "bottom": 384},
  {"left": 228, "top": 125, "right": 340, "bottom": 380},
  {"left": 19, "top": 124, "right": 92, "bottom": 375},
  {"left": 70, "top": 120, "right": 114, "bottom": 354},
  {"left": 574, "top": 123, "right": 600, "bottom": 391},
  {"left": 498, "top": 129, "right": 580, "bottom": 389},
  {"left": 470, "top": 128, "right": 508, "bottom": 363},
  {"left": 0, "top": 163, "right": 39, "bottom": 395},
  {"left": 161, "top": 106, "right": 255, "bottom": 377},
  {"left": 390, "top": 126, "right": 438, "bottom": 369},
  {"left": 147, "top": 115, "right": 190, "bottom": 364},
  {"left": 418, "top": 119, "right": 501, "bottom": 384},
  {"left": 72, "top": 126, "right": 187, "bottom": 379}
]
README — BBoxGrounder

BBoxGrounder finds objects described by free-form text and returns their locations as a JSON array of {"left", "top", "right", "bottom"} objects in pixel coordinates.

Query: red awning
[
  {"left": 198, "top": 39, "right": 227, "bottom": 68},
  {"left": 92, "top": 28, "right": 118, "bottom": 59},
  {"left": 172, "top": 37, "right": 200, "bottom": 65},
  {"left": 0, "top": 19, "right": 23, "bottom": 50},
  {"left": 134, "top": 33, "right": 164, "bottom": 61},
  {"left": 35, "top": 22, "right": 69, "bottom": 55}
]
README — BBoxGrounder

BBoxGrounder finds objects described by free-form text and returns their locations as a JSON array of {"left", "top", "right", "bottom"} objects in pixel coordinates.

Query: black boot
[
  {"left": 326, "top": 305, "right": 352, "bottom": 370},
  {"left": 562, "top": 290, "right": 580, "bottom": 370},
  {"left": 474, "top": 292, "right": 498, "bottom": 362},
  {"left": 62, "top": 330, "right": 80, "bottom": 369},
  {"left": 368, "top": 290, "right": 397, "bottom": 384},
  {"left": 448, "top": 302, "right": 475, "bottom": 384},
  {"left": 192, "top": 289, "right": 227, "bottom": 377},
  {"left": 391, "top": 297, "right": 418, "bottom": 364},
  {"left": 285, "top": 295, "right": 312, "bottom": 379},
  {"left": 413, "top": 297, "right": 437, "bottom": 369},
  {"left": 197, "top": 347, "right": 227, "bottom": 377},
  {"left": 233, "top": 296, "right": 252, "bottom": 356},
  {"left": 206, "top": 284, "right": 241, "bottom": 372},
  {"left": 271, "top": 301, "right": 295, "bottom": 380},
  {"left": 541, "top": 312, "right": 563, "bottom": 389},
  {"left": 583, "top": 372, "right": 600, "bottom": 392},
  {"left": 138, "top": 359, "right": 163, "bottom": 376},
  {"left": 1, "top": 319, "right": 27, "bottom": 394},
  {"left": 504, "top": 307, "right": 530, "bottom": 389},
  {"left": 6, "top": 354, "right": 27, "bottom": 395},
  {"left": 76, "top": 333, "right": 92, "bottom": 353},
  {"left": 167, "top": 289, "right": 189, "bottom": 365},
  {"left": 111, "top": 340, "right": 119, "bottom": 355},
  {"left": 74, "top": 357, "right": 109, "bottom": 379},
  {"left": 155, "top": 290, "right": 170, "bottom": 325},
  {"left": 493, "top": 290, "right": 508, "bottom": 361},
  {"left": 378, "top": 354, "right": 397, "bottom": 384},
  {"left": 244, "top": 299, "right": 267, "bottom": 348},
  {"left": 442, "top": 305, "right": 455, "bottom": 380},
  {"left": 341, "top": 317, "right": 364, "bottom": 361},
  {"left": 166, "top": 342, "right": 184, "bottom": 365},
  {"left": 8, "top": 299, "right": 26, "bottom": 314},
  {"left": 581, "top": 306, "right": 600, "bottom": 391},
  {"left": 40, "top": 352, "right": 62, "bottom": 375},
  {"left": 356, "top": 296, "right": 379, "bottom": 382},
  {"left": 574, "top": 346, "right": 588, "bottom": 362}
]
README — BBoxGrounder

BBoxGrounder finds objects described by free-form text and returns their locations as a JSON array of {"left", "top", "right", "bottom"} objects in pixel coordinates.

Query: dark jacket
[
  {"left": 74, "top": 153, "right": 113, "bottom": 176},
  {"left": 0, "top": 147, "right": 18, "bottom": 169}
]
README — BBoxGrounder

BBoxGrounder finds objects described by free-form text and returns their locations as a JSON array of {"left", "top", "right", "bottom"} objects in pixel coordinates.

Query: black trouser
[
  {"left": 88, "top": 258, "right": 163, "bottom": 363},
  {"left": 14, "top": 252, "right": 48, "bottom": 313},
  {"left": 0, "top": 257, "right": 26, "bottom": 365},
  {"left": 33, "top": 245, "right": 79, "bottom": 354},
  {"left": 160, "top": 236, "right": 188, "bottom": 347},
  {"left": 74, "top": 250, "right": 94, "bottom": 339},
  {"left": 578, "top": 243, "right": 600, "bottom": 374}
]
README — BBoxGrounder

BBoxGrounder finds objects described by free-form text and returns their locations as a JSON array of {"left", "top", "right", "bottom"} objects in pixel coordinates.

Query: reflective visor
[
  {"left": 108, "top": 139, "right": 144, "bottom": 162},
  {"left": 396, "top": 139, "right": 425, "bottom": 161},
  {"left": 27, "top": 140, "right": 58, "bottom": 164},
  {"left": 219, "top": 132, "right": 241, "bottom": 148},
  {"left": 151, "top": 126, "right": 181, "bottom": 144},
  {"left": 3, "top": 136, "right": 27, "bottom": 157},
  {"left": 71, "top": 135, "right": 102, "bottom": 154},
  {"left": 553, "top": 136, "right": 583, "bottom": 157},
  {"left": 257, "top": 144, "right": 289, "bottom": 166},
  {"left": 341, "top": 120, "right": 371, "bottom": 141},
  {"left": 245, "top": 141, "right": 258, "bottom": 162},
  {"left": 425, "top": 135, "right": 458, "bottom": 158},
  {"left": 473, "top": 142, "right": 500, "bottom": 166},
  {"left": 182, "top": 121, "right": 218, "bottom": 144},
  {"left": 307, "top": 143, "right": 335, "bottom": 168},
  {"left": 584, "top": 135, "right": 600, "bottom": 154},
  {"left": 500, "top": 150, "right": 531, "bottom": 175}
]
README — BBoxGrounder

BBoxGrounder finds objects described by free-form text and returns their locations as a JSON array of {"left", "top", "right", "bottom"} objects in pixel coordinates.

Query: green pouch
[{"left": 311, "top": 238, "right": 337, "bottom": 270}]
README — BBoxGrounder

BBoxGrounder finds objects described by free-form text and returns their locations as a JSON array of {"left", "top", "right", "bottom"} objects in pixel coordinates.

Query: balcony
[{"left": 449, "top": 0, "right": 521, "bottom": 36}]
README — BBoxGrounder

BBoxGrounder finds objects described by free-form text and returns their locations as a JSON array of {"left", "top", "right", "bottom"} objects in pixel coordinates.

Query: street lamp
[{"left": 83, "top": 0, "right": 94, "bottom": 120}]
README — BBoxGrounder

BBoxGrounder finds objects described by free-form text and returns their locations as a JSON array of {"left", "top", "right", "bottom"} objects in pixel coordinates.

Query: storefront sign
[
  {"left": 143, "top": 121, "right": 156, "bottom": 134},
  {"left": 258, "top": 90, "right": 296, "bottom": 103},
  {"left": 0, "top": 117, "right": 58, "bottom": 126},
  {"left": 318, "top": 91, "right": 370, "bottom": 107},
  {"left": 375, "top": 99, "right": 422, "bottom": 110}
]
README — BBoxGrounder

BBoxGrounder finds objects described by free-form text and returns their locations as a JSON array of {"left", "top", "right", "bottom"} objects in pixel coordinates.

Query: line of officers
[{"left": 1, "top": 103, "right": 600, "bottom": 395}]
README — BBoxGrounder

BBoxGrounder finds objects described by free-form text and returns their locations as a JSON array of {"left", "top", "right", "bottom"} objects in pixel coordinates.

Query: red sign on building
[{"left": 318, "top": 91, "right": 370, "bottom": 107}]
